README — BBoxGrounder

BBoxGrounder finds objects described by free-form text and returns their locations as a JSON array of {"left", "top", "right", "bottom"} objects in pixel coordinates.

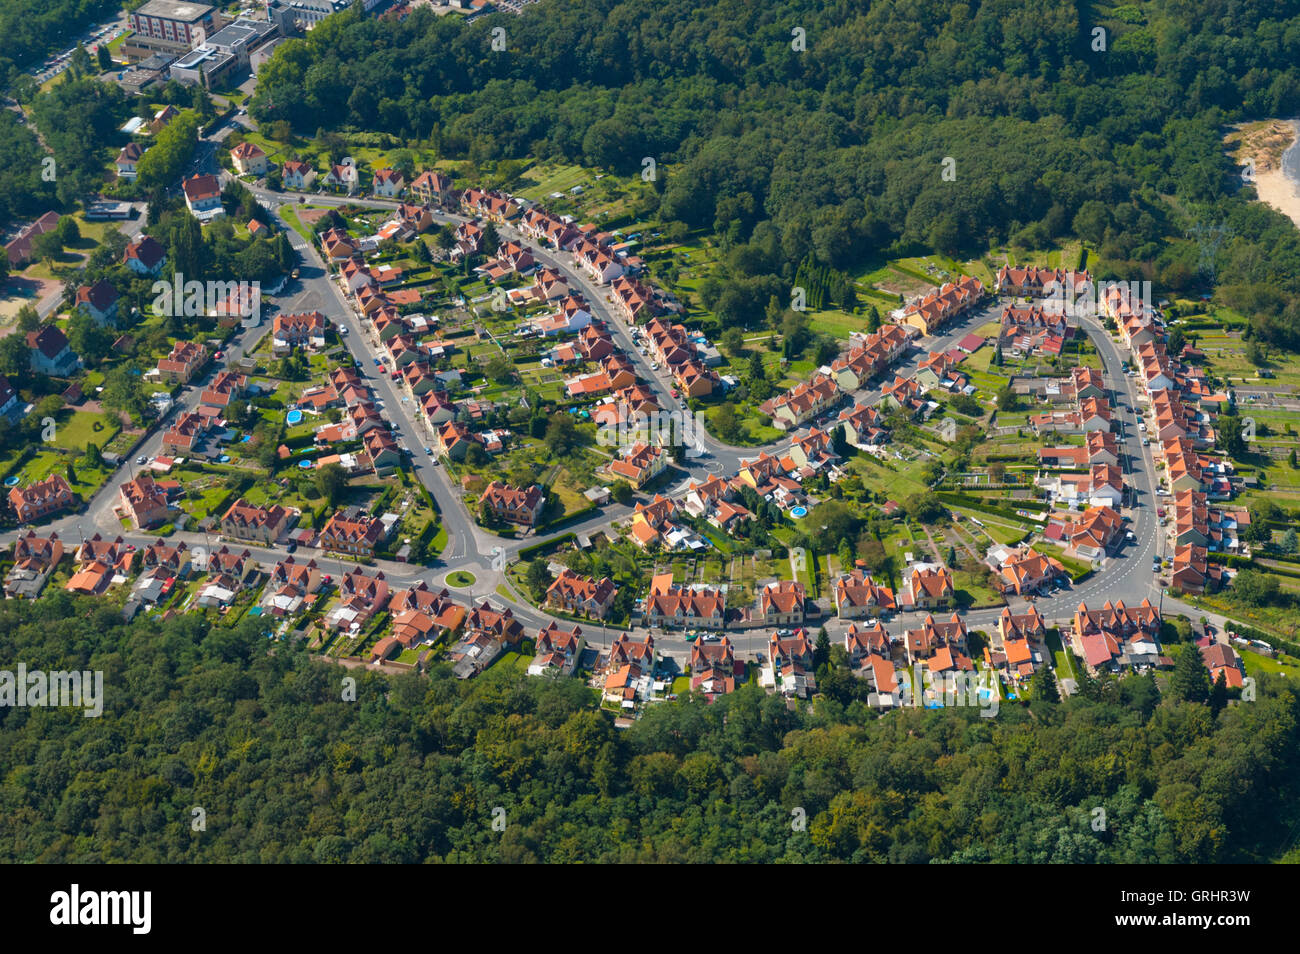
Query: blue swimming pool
[
  {"left": 286, "top": 409, "right": 303, "bottom": 425},
  {"left": 299, "top": 459, "right": 314, "bottom": 469},
  {"left": 790, "top": 506, "right": 808, "bottom": 518}
]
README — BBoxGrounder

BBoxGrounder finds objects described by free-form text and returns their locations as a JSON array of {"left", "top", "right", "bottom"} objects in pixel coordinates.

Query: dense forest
[
  {"left": 251, "top": 0, "right": 1300, "bottom": 345},
  {"left": 0, "top": 595, "right": 1297, "bottom": 863},
  {"left": 0, "top": 109, "right": 55, "bottom": 226}
]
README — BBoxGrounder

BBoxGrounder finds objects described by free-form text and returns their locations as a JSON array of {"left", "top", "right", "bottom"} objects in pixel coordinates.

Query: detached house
[
  {"left": 119, "top": 473, "right": 171, "bottom": 529},
  {"left": 760, "top": 579, "right": 806, "bottom": 626},
  {"left": 123, "top": 235, "right": 167, "bottom": 276},
  {"left": 272, "top": 311, "right": 327, "bottom": 356},
  {"left": 479, "top": 482, "right": 545, "bottom": 526},
  {"left": 763, "top": 630, "right": 817, "bottom": 698},
  {"left": 76, "top": 280, "right": 121, "bottom": 328},
  {"left": 690, "top": 635, "right": 739, "bottom": 699},
  {"left": 995, "top": 546, "right": 1066, "bottom": 596},
  {"left": 261, "top": 557, "right": 324, "bottom": 617},
  {"left": 220, "top": 498, "right": 292, "bottom": 544},
  {"left": 643, "top": 573, "right": 725, "bottom": 630},
  {"left": 324, "top": 569, "right": 390, "bottom": 632},
  {"left": 835, "top": 568, "right": 897, "bottom": 619},
  {"left": 230, "top": 141, "right": 268, "bottom": 177},
  {"left": 371, "top": 167, "right": 405, "bottom": 198},
  {"left": 281, "top": 160, "right": 317, "bottom": 190},
  {"left": 320, "top": 511, "right": 387, "bottom": 558},
  {"left": 27, "top": 325, "right": 81, "bottom": 376},
  {"left": 181, "top": 173, "right": 224, "bottom": 220},
  {"left": 157, "top": 340, "right": 208, "bottom": 384},
  {"left": 324, "top": 160, "right": 360, "bottom": 194},
  {"left": 410, "top": 170, "right": 454, "bottom": 207},
  {"left": 5, "top": 532, "right": 64, "bottom": 599},
  {"left": 117, "top": 142, "right": 145, "bottom": 178},
  {"left": 899, "top": 564, "right": 955, "bottom": 610},
  {"left": 605, "top": 441, "right": 667, "bottom": 488},
  {"left": 545, "top": 569, "right": 618, "bottom": 619},
  {"left": 529, "top": 623, "right": 586, "bottom": 677},
  {"left": 9, "top": 474, "right": 73, "bottom": 523}
]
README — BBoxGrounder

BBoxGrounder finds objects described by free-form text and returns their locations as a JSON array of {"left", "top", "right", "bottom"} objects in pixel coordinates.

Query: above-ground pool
[
  {"left": 286, "top": 409, "right": 303, "bottom": 425},
  {"left": 789, "top": 506, "right": 808, "bottom": 518},
  {"left": 298, "top": 459, "right": 314, "bottom": 469},
  {"left": 3, "top": 476, "right": 18, "bottom": 487},
  {"left": 218, "top": 454, "right": 230, "bottom": 463}
]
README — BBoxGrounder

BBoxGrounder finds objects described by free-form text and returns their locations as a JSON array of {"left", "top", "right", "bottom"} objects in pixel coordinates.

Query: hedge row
[{"left": 518, "top": 532, "right": 575, "bottom": 562}]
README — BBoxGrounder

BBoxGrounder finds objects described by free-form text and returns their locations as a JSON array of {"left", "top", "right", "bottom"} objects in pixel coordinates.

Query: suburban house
[
  {"left": 181, "top": 173, "right": 224, "bottom": 220},
  {"left": 116, "top": 142, "right": 145, "bottom": 178},
  {"left": 27, "top": 325, "right": 82, "bottom": 376},
  {"left": 603, "top": 633, "right": 655, "bottom": 706},
  {"left": 1071, "top": 599, "right": 1162, "bottom": 674},
  {"left": 156, "top": 340, "right": 208, "bottom": 383},
  {"left": 230, "top": 141, "right": 269, "bottom": 176},
  {"left": 759, "top": 579, "right": 806, "bottom": 626},
  {"left": 605, "top": 441, "right": 667, "bottom": 488},
  {"left": 410, "top": 170, "right": 454, "bottom": 206},
  {"left": 642, "top": 572, "right": 725, "bottom": 630},
  {"left": 272, "top": 311, "right": 327, "bottom": 356},
  {"left": 1202, "top": 642, "right": 1245, "bottom": 689},
  {"left": 545, "top": 568, "right": 618, "bottom": 619},
  {"left": 281, "top": 160, "right": 317, "bottom": 190},
  {"left": 994, "top": 546, "right": 1066, "bottom": 596},
  {"left": 1061, "top": 504, "right": 1124, "bottom": 561},
  {"left": 905, "top": 613, "right": 972, "bottom": 671},
  {"left": 689, "top": 635, "right": 740, "bottom": 700},
  {"left": 478, "top": 482, "right": 545, "bottom": 526},
  {"left": 835, "top": 567, "right": 898, "bottom": 619},
  {"left": 220, "top": 499, "right": 293, "bottom": 544},
  {"left": 320, "top": 511, "right": 387, "bottom": 558},
  {"left": 323, "top": 161, "right": 360, "bottom": 194},
  {"left": 118, "top": 474, "right": 171, "bottom": 529},
  {"left": 899, "top": 275, "right": 984, "bottom": 336},
  {"left": 5, "top": 532, "right": 64, "bottom": 599},
  {"left": 762, "top": 630, "right": 817, "bottom": 698},
  {"left": 363, "top": 428, "right": 402, "bottom": 475},
  {"left": 200, "top": 370, "right": 248, "bottom": 408},
  {"left": 1171, "top": 545, "right": 1223, "bottom": 595},
  {"left": 763, "top": 374, "right": 840, "bottom": 430},
  {"left": 261, "top": 556, "right": 324, "bottom": 617},
  {"left": 324, "top": 569, "right": 390, "bottom": 631},
  {"left": 9, "top": 474, "right": 74, "bottom": 523},
  {"left": 123, "top": 235, "right": 167, "bottom": 276},
  {"left": 994, "top": 265, "right": 1092, "bottom": 298},
  {"left": 371, "top": 167, "right": 405, "bottom": 197},
  {"left": 528, "top": 622, "right": 586, "bottom": 677},
  {"left": 990, "top": 605, "right": 1048, "bottom": 680},
  {"left": 899, "top": 564, "right": 955, "bottom": 610}
]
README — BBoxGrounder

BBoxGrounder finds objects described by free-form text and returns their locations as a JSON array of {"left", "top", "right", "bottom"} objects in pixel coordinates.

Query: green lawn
[{"left": 49, "top": 410, "right": 121, "bottom": 453}]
